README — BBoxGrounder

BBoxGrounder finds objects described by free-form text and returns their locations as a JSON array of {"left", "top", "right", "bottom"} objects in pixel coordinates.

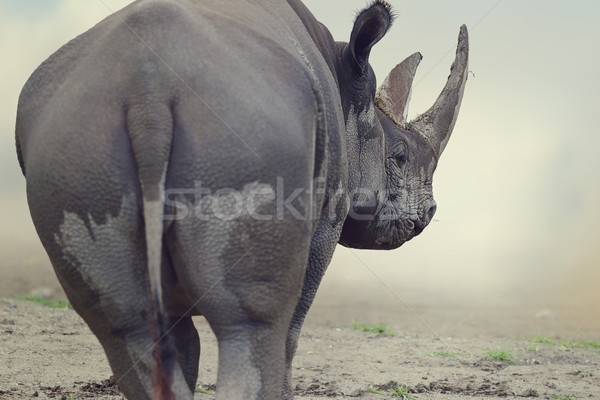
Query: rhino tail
[{"left": 126, "top": 102, "right": 176, "bottom": 400}]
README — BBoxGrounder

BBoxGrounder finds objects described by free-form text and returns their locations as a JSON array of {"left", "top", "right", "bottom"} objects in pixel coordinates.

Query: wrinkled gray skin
[{"left": 15, "top": 0, "right": 468, "bottom": 399}]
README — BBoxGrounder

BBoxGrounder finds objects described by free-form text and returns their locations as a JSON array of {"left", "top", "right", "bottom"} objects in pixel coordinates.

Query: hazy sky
[{"left": 1, "top": 0, "right": 599, "bottom": 310}]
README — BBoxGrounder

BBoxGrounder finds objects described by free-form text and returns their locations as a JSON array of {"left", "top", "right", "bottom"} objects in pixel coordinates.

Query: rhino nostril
[
  {"left": 426, "top": 203, "right": 437, "bottom": 222},
  {"left": 416, "top": 200, "right": 437, "bottom": 230}
]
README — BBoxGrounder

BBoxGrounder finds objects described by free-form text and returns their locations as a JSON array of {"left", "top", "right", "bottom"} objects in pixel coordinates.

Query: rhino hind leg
[
  {"left": 94, "top": 317, "right": 192, "bottom": 400},
  {"left": 26, "top": 181, "right": 193, "bottom": 399},
  {"left": 165, "top": 203, "right": 312, "bottom": 399},
  {"left": 54, "top": 226, "right": 192, "bottom": 399},
  {"left": 167, "top": 315, "right": 200, "bottom": 392}
]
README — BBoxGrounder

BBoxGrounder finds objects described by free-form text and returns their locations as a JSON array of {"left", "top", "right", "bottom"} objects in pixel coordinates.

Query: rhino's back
[
  {"left": 17, "top": 0, "right": 332, "bottom": 178},
  {"left": 16, "top": 0, "right": 342, "bottom": 248}
]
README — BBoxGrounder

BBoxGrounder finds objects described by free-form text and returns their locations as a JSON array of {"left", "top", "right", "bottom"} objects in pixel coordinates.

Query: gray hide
[{"left": 15, "top": 0, "right": 468, "bottom": 399}]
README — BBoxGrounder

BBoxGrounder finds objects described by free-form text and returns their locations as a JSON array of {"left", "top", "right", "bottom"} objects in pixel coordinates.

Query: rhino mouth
[
  {"left": 339, "top": 211, "right": 419, "bottom": 250},
  {"left": 375, "top": 218, "right": 419, "bottom": 249}
]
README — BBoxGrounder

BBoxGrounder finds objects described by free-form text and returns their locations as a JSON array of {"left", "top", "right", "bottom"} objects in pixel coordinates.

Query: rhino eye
[{"left": 394, "top": 154, "right": 408, "bottom": 167}]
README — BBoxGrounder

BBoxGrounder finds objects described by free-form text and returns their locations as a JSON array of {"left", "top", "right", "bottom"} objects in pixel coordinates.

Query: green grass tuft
[
  {"left": 194, "top": 388, "right": 214, "bottom": 395},
  {"left": 580, "top": 340, "right": 600, "bottom": 349},
  {"left": 484, "top": 348, "right": 514, "bottom": 362},
  {"left": 389, "top": 385, "right": 417, "bottom": 399},
  {"left": 16, "top": 295, "right": 72, "bottom": 309},
  {"left": 560, "top": 340, "right": 600, "bottom": 350},
  {"left": 525, "top": 336, "right": 599, "bottom": 351},
  {"left": 559, "top": 341, "right": 577, "bottom": 351},
  {"left": 528, "top": 335, "right": 556, "bottom": 345},
  {"left": 366, "top": 388, "right": 385, "bottom": 395},
  {"left": 351, "top": 320, "right": 395, "bottom": 335}
]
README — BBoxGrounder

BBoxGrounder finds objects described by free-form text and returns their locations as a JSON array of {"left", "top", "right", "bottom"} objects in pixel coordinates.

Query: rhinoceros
[{"left": 15, "top": 0, "right": 468, "bottom": 399}]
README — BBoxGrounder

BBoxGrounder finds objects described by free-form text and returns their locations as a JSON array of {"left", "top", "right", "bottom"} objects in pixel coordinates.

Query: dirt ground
[
  {"left": 1, "top": 293, "right": 599, "bottom": 400},
  {"left": 1, "top": 248, "right": 599, "bottom": 400}
]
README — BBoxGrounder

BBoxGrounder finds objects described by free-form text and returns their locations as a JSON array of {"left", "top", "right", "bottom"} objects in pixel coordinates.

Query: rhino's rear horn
[
  {"left": 375, "top": 52, "right": 422, "bottom": 126},
  {"left": 409, "top": 25, "right": 469, "bottom": 159}
]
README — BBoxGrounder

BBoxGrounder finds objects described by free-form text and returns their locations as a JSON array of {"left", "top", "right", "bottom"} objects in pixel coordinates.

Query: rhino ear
[
  {"left": 410, "top": 25, "right": 469, "bottom": 159},
  {"left": 348, "top": 1, "right": 394, "bottom": 72},
  {"left": 375, "top": 52, "right": 423, "bottom": 126}
]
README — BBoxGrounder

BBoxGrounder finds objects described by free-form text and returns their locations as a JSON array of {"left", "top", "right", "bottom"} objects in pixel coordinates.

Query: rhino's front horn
[
  {"left": 410, "top": 25, "right": 469, "bottom": 159},
  {"left": 376, "top": 25, "right": 469, "bottom": 160}
]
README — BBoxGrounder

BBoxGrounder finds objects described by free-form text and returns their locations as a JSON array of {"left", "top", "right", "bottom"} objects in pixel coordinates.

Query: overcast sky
[{"left": 1, "top": 0, "right": 598, "bottom": 310}]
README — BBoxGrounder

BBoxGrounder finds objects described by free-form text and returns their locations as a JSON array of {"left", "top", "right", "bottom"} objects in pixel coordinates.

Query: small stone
[
  {"left": 545, "top": 381, "right": 557, "bottom": 389},
  {"left": 521, "top": 388, "right": 539, "bottom": 397},
  {"left": 346, "top": 389, "right": 364, "bottom": 397}
]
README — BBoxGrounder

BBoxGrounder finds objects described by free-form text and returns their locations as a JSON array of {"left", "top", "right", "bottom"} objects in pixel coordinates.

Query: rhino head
[{"left": 336, "top": 1, "right": 469, "bottom": 250}]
